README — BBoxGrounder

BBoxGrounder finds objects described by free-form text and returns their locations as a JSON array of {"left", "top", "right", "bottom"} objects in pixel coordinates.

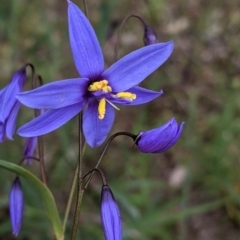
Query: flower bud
[
  {"left": 0, "top": 67, "right": 27, "bottom": 142},
  {"left": 23, "top": 109, "right": 44, "bottom": 164},
  {"left": 23, "top": 137, "right": 38, "bottom": 164},
  {"left": 143, "top": 26, "right": 158, "bottom": 46},
  {"left": 9, "top": 177, "right": 24, "bottom": 236},
  {"left": 101, "top": 185, "right": 122, "bottom": 240},
  {"left": 136, "top": 118, "right": 184, "bottom": 153}
]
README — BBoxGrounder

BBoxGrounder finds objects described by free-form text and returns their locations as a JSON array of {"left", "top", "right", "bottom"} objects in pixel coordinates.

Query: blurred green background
[{"left": 1, "top": 0, "right": 240, "bottom": 239}]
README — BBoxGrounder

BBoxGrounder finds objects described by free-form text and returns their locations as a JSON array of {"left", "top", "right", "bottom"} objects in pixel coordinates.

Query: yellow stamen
[
  {"left": 98, "top": 98, "right": 106, "bottom": 120},
  {"left": 88, "top": 80, "right": 112, "bottom": 93},
  {"left": 116, "top": 92, "right": 136, "bottom": 101}
]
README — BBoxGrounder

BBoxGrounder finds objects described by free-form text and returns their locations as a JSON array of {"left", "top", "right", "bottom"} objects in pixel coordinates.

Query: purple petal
[
  {"left": 17, "top": 102, "right": 86, "bottom": 137},
  {"left": 68, "top": 0, "right": 104, "bottom": 79},
  {"left": 0, "top": 123, "right": 5, "bottom": 142},
  {"left": 0, "top": 68, "right": 26, "bottom": 122},
  {"left": 9, "top": 177, "right": 24, "bottom": 236},
  {"left": 83, "top": 99, "right": 115, "bottom": 147},
  {"left": 137, "top": 118, "right": 183, "bottom": 153},
  {"left": 16, "top": 78, "right": 89, "bottom": 109},
  {"left": 156, "top": 122, "right": 184, "bottom": 153},
  {"left": 101, "top": 185, "right": 122, "bottom": 240},
  {"left": 110, "top": 86, "right": 163, "bottom": 106},
  {"left": 102, "top": 41, "right": 174, "bottom": 92},
  {"left": 5, "top": 102, "right": 21, "bottom": 140}
]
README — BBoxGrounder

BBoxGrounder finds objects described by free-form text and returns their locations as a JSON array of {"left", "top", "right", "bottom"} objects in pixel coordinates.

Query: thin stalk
[
  {"left": 82, "top": 0, "right": 89, "bottom": 18},
  {"left": 69, "top": 1, "right": 89, "bottom": 238},
  {"left": 70, "top": 113, "right": 85, "bottom": 240},
  {"left": 63, "top": 142, "right": 86, "bottom": 233},
  {"left": 31, "top": 73, "right": 47, "bottom": 185},
  {"left": 18, "top": 156, "right": 40, "bottom": 165},
  {"left": 37, "top": 135, "right": 47, "bottom": 184},
  {"left": 82, "top": 168, "right": 107, "bottom": 186},
  {"left": 114, "top": 14, "right": 146, "bottom": 61},
  {"left": 84, "top": 132, "right": 135, "bottom": 189}
]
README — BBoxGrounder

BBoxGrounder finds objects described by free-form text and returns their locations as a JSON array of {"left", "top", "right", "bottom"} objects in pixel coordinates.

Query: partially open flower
[
  {"left": 136, "top": 118, "right": 184, "bottom": 153},
  {"left": 9, "top": 177, "right": 24, "bottom": 236},
  {"left": 101, "top": 185, "right": 122, "bottom": 240},
  {"left": 143, "top": 26, "right": 158, "bottom": 46},
  {"left": 0, "top": 67, "right": 26, "bottom": 142}
]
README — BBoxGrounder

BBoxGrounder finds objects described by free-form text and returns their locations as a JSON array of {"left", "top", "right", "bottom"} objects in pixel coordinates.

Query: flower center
[
  {"left": 88, "top": 80, "right": 112, "bottom": 93},
  {"left": 88, "top": 80, "right": 137, "bottom": 120}
]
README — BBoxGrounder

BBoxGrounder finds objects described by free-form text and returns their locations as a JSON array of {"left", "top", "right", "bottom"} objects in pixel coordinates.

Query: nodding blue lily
[
  {"left": 9, "top": 177, "right": 24, "bottom": 236},
  {"left": 101, "top": 185, "right": 122, "bottom": 240},
  {"left": 0, "top": 67, "right": 26, "bottom": 142},
  {"left": 136, "top": 118, "right": 184, "bottom": 153},
  {"left": 17, "top": 0, "right": 174, "bottom": 147}
]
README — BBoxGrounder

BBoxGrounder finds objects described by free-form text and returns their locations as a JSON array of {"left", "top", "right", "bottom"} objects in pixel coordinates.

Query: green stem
[
  {"left": 63, "top": 143, "right": 86, "bottom": 233},
  {"left": 114, "top": 14, "right": 146, "bottom": 62},
  {"left": 69, "top": 1, "right": 89, "bottom": 238},
  {"left": 32, "top": 74, "right": 47, "bottom": 185},
  {"left": 70, "top": 113, "right": 85, "bottom": 240},
  {"left": 84, "top": 132, "right": 135, "bottom": 189}
]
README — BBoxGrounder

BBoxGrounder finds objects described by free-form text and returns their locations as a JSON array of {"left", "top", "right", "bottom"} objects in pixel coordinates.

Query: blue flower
[
  {"left": 0, "top": 68, "right": 26, "bottom": 142},
  {"left": 101, "top": 185, "right": 122, "bottom": 240},
  {"left": 9, "top": 177, "right": 24, "bottom": 236},
  {"left": 16, "top": 0, "right": 173, "bottom": 147},
  {"left": 136, "top": 118, "right": 184, "bottom": 153}
]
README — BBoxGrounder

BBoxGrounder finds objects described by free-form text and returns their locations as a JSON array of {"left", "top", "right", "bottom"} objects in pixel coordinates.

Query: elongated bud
[
  {"left": 0, "top": 66, "right": 27, "bottom": 142},
  {"left": 23, "top": 137, "right": 38, "bottom": 164},
  {"left": 136, "top": 118, "right": 184, "bottom": 153},
  {"left": 23, "top": 109, "right": 44, "bottom": 164},
  {"left": 143, "top": 26, "right": 158, "bottom": 46},
  {"left": 9, "top": 177, "right": 24, "bottom": 236},
  {"left": 101, "top": 185, "right": 122, "bottom": 240}
]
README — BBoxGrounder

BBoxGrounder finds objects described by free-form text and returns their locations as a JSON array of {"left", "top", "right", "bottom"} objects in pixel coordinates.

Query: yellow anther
[
  {"left": 88, "top": 80, "right": 112, "bottom": 93},
  {"left": 102, "top": 86, "right": 112, "bottom": 92},
  {"left": 101, "top": 80, "right": 108, "bottom": 85},
  {"left": 98, "top": 98, "right": 106, "bottom": 120},
  {"left": 116, "top": 92, "right": 137, "bottom": 101}
]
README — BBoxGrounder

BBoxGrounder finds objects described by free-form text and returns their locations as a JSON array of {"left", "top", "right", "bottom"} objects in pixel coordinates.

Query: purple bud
[
  {"left": 0, "top": 67, "right": 27, "bottom": 142},
  {"left": 9, "top": 177, "right": 24, "bottom": 236},
  {"left": 23, "top": 109, "right": 44, "bottom": 164},
  {"left": 0, "top": 68, "right": 26, "bottom": 123},
  {"left": 136, "top": 118, "right": 184, "bottom": 153},
  {"left": 23, "top": 137, "right": 38, "bottom": 164},
  {"left": 143, "top": 26, "right": 158, "bottom": 46},
  {"left": 101, "top": 185, "right": 122, "bottom": 240}
]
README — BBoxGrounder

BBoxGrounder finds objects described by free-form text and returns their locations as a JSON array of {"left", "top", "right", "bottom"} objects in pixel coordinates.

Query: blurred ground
[{"left": 0, "top": 0, "right": 240, "bottom": 239}]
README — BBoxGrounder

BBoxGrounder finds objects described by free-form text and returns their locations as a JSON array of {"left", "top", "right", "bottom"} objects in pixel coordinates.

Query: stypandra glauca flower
[
  {"left": 0, "top": 66, "right": 28, "bottom": 142},
  {"left": 101, "top": 185, "right": 122, "bottom": 240},
  {"left": 82, "top": 168, "right": 122, "bottom": 240},
  {"left": 16, "top": 0, "right": 174, "bottom": 147},
  {"left": 9, "top": 177, "right": 24, "bottom": 236},
  {"left": 134, "top": 118, "right": 184, "bottom": 153}
]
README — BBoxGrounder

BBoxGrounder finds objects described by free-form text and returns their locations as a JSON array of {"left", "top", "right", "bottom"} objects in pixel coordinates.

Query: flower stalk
[
  {"left": 70, "top": 113, "right": 85, "bottom": 240},
  {"left": 32, "top": 75, "right": 47, "bottom": 185}
]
